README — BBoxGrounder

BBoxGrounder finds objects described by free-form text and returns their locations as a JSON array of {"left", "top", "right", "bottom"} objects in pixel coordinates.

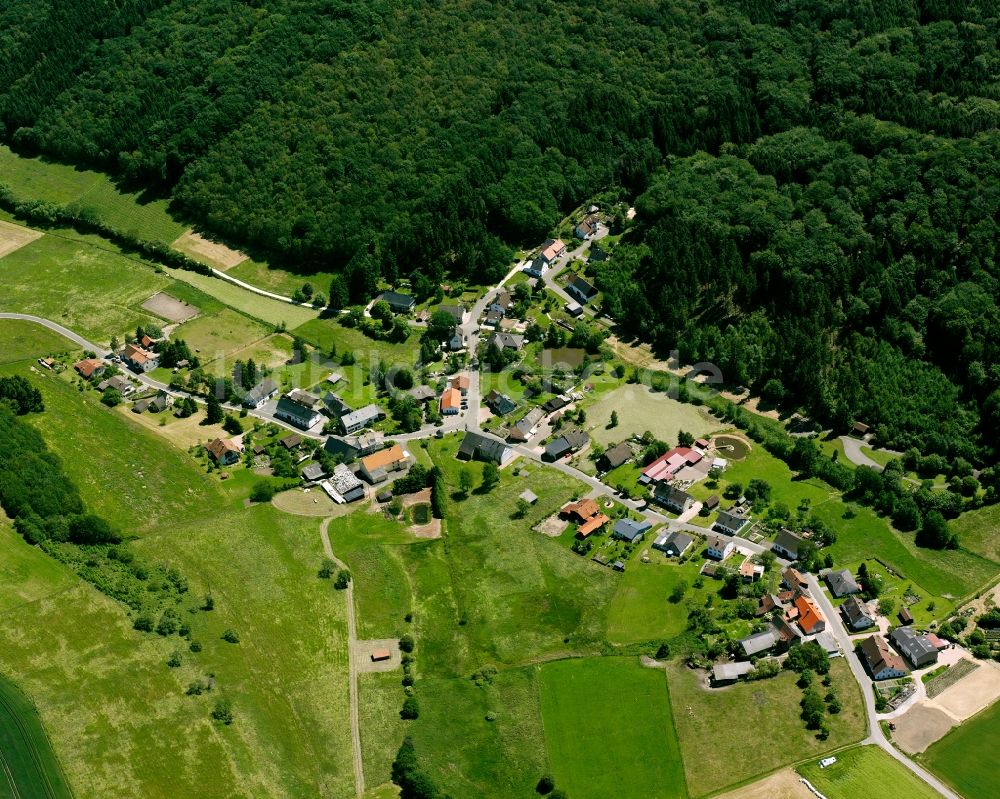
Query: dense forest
[{"left": 1, "top": 0, "right": 999, "bottom": 457}]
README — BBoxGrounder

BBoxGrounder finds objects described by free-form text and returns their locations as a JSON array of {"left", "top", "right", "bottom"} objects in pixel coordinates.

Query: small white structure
[{"left": 819, "top": 757, "right": 837, "bottom": 769}]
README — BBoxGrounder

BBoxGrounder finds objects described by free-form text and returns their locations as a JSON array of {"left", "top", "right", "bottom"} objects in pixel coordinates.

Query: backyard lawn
[
  {"left": 921, "top": 700, "right": 1000, "bottom": 799},
  {"left": 0, "top": 232, "right": 172, "bottom": 342},
  {"left": 539, "top": 657, "right": 686, "bottom": 799},
  {"left": 799, "top": 745, "right": 941, "bottom": 799},
  {"left": 666, "top": 661, "right": 866, "bottom": 797}
]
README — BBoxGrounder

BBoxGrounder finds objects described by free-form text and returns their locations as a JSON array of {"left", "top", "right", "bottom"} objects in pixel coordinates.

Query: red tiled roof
[
  {"left": 440, "top": 387, "right": 461, "bottom": 412},
  {"left": 794, "top": 595, "right": 825, "bottom": 634},
  {"left": 577, "top": 513, "right": 610, "bottom": 537},
  {"left": 73, "top": 358, "right": 104, "bottom": 378},
  {"left": 641, "top": 447, "right": 703, "bottom": 481},
  {"left": 562, "top": 498, "right": 599, "bottom": 522}
]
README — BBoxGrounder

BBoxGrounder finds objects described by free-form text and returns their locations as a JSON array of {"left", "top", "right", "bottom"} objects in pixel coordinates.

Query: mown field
[
  {"left": 0, "top": 319, "right": 74, "bottom": 366},
  {"left": 539, "top": 657, "right": 686, "bottom": 799},
  {"left": 952, "top": 502, "right": 1000, "bottom": 565},
  {"left": 921, "top": 700, "right": 1000, "bottom": 799},
  {"left": 666, "top": 661, "right": 866, "bottom": 797},
  {"left": 0, "top": 327, "right": 356, "bottom": 798},
  {"left": 584, "top": 385, "right": 719, "bottom": 448},
  {"left": 0, "top": 145, "right": 185, "bottom": 244},
  {"left": 0, "top": 231, "right": 172, "bottom": 343},
  {"left": 294, "top": 317, "right": 423, "bottom": 369},
  {"left": 169, "top": 269, "right": 317, "bottom": 328},
  {"left": 799, "top": 745, "right": 940, "bottom": 799}
]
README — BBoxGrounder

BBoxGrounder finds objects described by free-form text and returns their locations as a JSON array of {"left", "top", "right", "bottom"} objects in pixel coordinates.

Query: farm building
[
  {"left": 772, "top": 529, "right": 804, "bottom": 560},
  {"left": 205, "top": 437, "right": 242, "bottom": 466},
  {"left": 457, "top": 431, "right": 513, "bottom": 465},
  {"left": 612, "top": 518, "right": 652, "bottom": 543},
  {"left": 301, "top": 463, "right": 326, "bottom": 483},
  {"left": 276, "top": 394, "right": 323, "bottom": 430},
  {"left": 712, "top": 661, "right": 754, "bottom": 685},
  {"left": 244, "top": 378, "right": 279, "bottom": 408},
  {"left": 739, "top": 627, "right": 781, "bottom": 658},
  {"left": 359, "top": 445, "right": 410, "bottom": 484},
  {"left": 329, "top": 464, "right": 365, "bottom": 503},
  {"left": 860, "top": 635, "right": 908, "bottom": 680},
  {"left": 891, "top": 627, "right": 939, "bottom": 668}
]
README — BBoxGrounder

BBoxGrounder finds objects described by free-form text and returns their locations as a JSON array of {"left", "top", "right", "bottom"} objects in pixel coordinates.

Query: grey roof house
[
  {"left": 378, "top": 291, "right": 415, "bottom": 313},
  {"left": 339, "top": 404, "right": 385, "bottom": 435},
  {"left": 612, "top": 518, "right": 652, "bottom": 543},
  {"left": 891, "top": 627, "right": 939, "bottom": 668},
  {"left": 739, "top": 627, "right": 781, "bottom": 658},
  {"left": 652, "top": 531, "right": 693, "bottom": 557},
  {"left": 772, "top": 529, "right": 804, "bottom": 560},
  {"left": 457, "top": 431, "right": 513, "bottom": 465},
  {"left": 275, "top": 394, "right": 323, "bottom": 430},
  {"left": 244, "top": 378, "right": 279, "bottom": 409},
  {"left": 826, "top": 569, "right": 861, "bottom": 597}
]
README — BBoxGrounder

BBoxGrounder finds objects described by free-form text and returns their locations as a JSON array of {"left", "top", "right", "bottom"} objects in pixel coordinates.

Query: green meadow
[
  {"left": 922, "top": 701, "right": 1000, "bottom": 799},
  {"left": 539, "top": 657, "right": 686, "bottom": 799},
  {"left": 800, "top": 745, "right": 941, "bottom": 799}
]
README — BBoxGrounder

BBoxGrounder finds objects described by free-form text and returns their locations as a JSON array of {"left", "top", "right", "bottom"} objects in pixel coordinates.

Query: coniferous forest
[{"left": 2, "top": 0, "right": 999, "bottom": 459}]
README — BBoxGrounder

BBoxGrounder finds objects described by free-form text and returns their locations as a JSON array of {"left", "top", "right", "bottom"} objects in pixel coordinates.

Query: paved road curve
[{"left": 805, "top": 574, "right": 958, "bottom": 799}]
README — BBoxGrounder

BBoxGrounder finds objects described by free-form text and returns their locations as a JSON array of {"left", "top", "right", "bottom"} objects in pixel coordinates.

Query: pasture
[
  {"left": 0, "top": 319, "right": 75, "bottom": 366},
  {"left": 168, "top": 268, "right": 317, "bottom": 328},
  {"left": 173, "top": 307, "right": 273, "bottom": 366},
  {"left": 538, "top": 657, "right": 686, "bottom": 799},
  {"left": 294, "top": 317, "right": 422, "bottom": 368},
  {"left": 584, "top": 385, "right": 718, "bottom": 447},
  {"left": 798, "top": 746, "right": 940, "bottom": 799},
  {"left": 0, "top": 672, "right": 74, "bottom": 799},
  {"left": 922, "top": 700, "right": 1000, "bottom": 799},
  {"left": 666, "top": 661, "right": 866, "bottom": 797},
  {"left": 227, "top": 259, "right": 337, "bottom": 299},
  {"left": 952, "top": 502, "right": 1000, "bottom": 564},
  {"left": 0, "top": 218, "right": 43, "bottom": 258},
  {"left": 0, "top": 145, "right": 185, "bottom": 244},
  {"left": 0, "top": 232, "right": 171, "bottom": 343}
]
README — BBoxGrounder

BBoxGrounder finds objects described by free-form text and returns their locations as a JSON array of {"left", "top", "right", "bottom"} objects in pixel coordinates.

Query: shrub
[
  {"left": 167, "top": 651, "right": 182, "bottom": 668},
  {"left": 222, "top": 629, "right": 240, "bottom": 643},
  {"left": 400, "top": 696, "right": 420, "bottom": 720},
  {"left": 189, "top": 640, "right": 202, "bottom": 653},
  {"left": 211, "top": 699, "right": 234, "bottom": 724},
  {"left": 249, "top": 481, "right": 276, "bottom": 503},
  {"left": 334, "top": 569, "right": 351, "bottom": 589},
  {"left": 537, "top": 774, "right": 556, "bottom": 794},
  {"left": 399, "top": 634, "right": 415, "bottom": 653}
]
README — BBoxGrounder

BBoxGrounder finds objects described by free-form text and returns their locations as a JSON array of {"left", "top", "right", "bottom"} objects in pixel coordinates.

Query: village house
[
  {"left": 782, "top": 567, "right": 809, "bottom": 592},
  {"left": 739, "top": 626, "right": 781, "bottom": 659},
  {"left": 793, "top": 594, "right": 826, "bottom": 635},
  {"left": 206, "top": 437, "right": 243, "bottom": 466},
  {"left": 538, "top": 238, "right": 567, "bottom": 265},
  {"left": 560, "top": 498, "right": 609, "bottom": 538},
  {"left": 377, "top": 291, "right": 416, "bottom": 314},
  {"left": 329, "top": 463, "right": 365, "bottom": 503},
  {"left": 773, "top": 529, "right": 805, "bottom": 560},
  {"left": 860, "top": 635, "right": 908, "bottom": 680},
  {"left": 653, "top": 531, "right": 693, "bottom": 558},
  {"left": 323, "top": 392, "right": 353, "bottom": 417},
  {"left": 588, "top": 243, "right": 608, "bottom": 264},
  {"left": 339, "top": 404, "right": 385, "bottom": 435},
  {"left": 703, "top": 494, "right": 720, "bottom": 511},
  {"left": 488, "top": 331, "right": 524, "bottom": 352},
  {"left": 301, "top": 462, "right": 326, "bottom": 483},
  {"left": 132, "top": 390, "right": 171, "bottom": 414},
  {"left": 244, "top": 378, "right": 279, "bottom": 409},
  {"left": 712, "top": 661, "right": 755, "bottom": 686},
  {"left": 458, "top": 431, "right": 513, "bottom": 465},
  {"left": 542, "top": 395, "right": 570, "bottom": 414},
  {"left": 612, "top": 518, "right": 652, "bottom": 544},
  {"left": 325, "top": 430, "right": 385, "bottom": 462},
  {"left": 279, "top": 433, "right": 302, "bottom": 450},
  {"left": 841, "top": 596, "right": 876, "bottom": 630},
  {"left": 486, "top": 390, "right": 517, "bottom": 416},
  {"left": 574, "top": 214, "right": 601, "bottom": 240},
  {"left": 598, "top": 442, "right": 632, "bottom": 471},
  {"left": 440, "top": 387, "right": 461, "bottom": 415},
  {"left": 891, "top": 627, "right": 939, "bottom": 668},
  {"left": 740, "top": 559, "right": 764, "bottom": 582},
  {"left": 122, "top": 343, "right": 159, "bottom": 373},
  {"left": 447, "top": 328, "right": 464, "bottom": 351},
  {"left": 566, "top": 274, "right": 598, "bottom": 305},
  {"left": 409, "top": 385, "right": 437, "bottom": 404},
  {"left": 640, "top": 447, "right": 703, "bottom": 484},
  {"left": 826, "top": 569, "right": 861, "bottom": 598},
  {"left": 543, "top": 429, "right": 588, "bottom": 462},
  {"left": 898, "top": 607, "right": 914, "bottom": 626},
  {"left": 756, "top": 593, "right": 786, "bottom": 617},
  {"left": 654, "top": 485, "right": 695, "bottom": 514},
  {"left": 714, "top": 509, "right": 748, "bottom": 535},
  {"left": 508, "top": 407, "right": 544, "bottom": 443},
  {"left": 449, "top": 374, "right": 470, "bottom": 395},
  {"left": 437, "top": 304, "right": 465, "bottom": 325},
  {"left": 705, "top": 534, "right": 735, "bottom": 561},
  {"left": 275, "top": 393, "right": 323, "bottom": 430},
  {"left": 525, "top": 256, "right": 549, "bottom": 279},
  {"left": 97, "top": 375, "right": 133, "bottom": 395},
  {"left": 73, "top": 358, "right": 105, "bottom": 379},
  {"left": 359, "top": 444, "right": 411, "bottom": 484}
]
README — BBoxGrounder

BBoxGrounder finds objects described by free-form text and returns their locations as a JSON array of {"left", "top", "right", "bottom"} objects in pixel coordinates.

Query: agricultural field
[
  {"left": 952, "top": 503, "right": 1000, "bottom": 565},
  {"left": 293, "top": 317, "right": 422, "bottom": 368},
  {"left": 0, "top": 232, "right": 172, "bottom": 343},
  {"left": 0, "top": 145, "right": 185, "bottom": 244},
  {"left": 539, "top": 657, "right": 686, "bottom": 799},
  {"left": 0, "top": 671, "right": 74, "bottom": 799},
  {"left": 0, "top": 218, "right": 43, "bottom": 258},
  {"left": 584, "top": 385, "right": 719, "bottom": 447},
  {"left": 168, "top": 268, "right": 317, "bottom": 328},
  {"left": 172, "top": 229, "right": 248, "bottom": 270},
  {"left": 666, "top": 661, "right": 866, "bottom": 797},
  {"left": 799, "top": 746, "right": 940, "bottom": 799},
  {"left": 0, "top": 319, "right": 75, "bottom": 366},
  {"left": 173, "top": 307, "right": 273, "bottom": 367},
  {"left": 922, "top": 700, "right": 1000, "bottom": 799},
  {"left": 227, "top": 259, "right": 337, "bottom": 299}
]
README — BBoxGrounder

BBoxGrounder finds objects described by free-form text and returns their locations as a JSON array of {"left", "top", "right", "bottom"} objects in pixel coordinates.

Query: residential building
[
  {"left": 447, "top": 329, "right": 464, "bottom": 351},
  {"left": 640, "top": 447, "right": 703, "bottom": 483},
  {"left": 436, "top": 304, "right": 465, "bottom": 324},
  {"left": 409, "top": 385, "right": 437, "bottom": 404},
  {"left": 891, "top": 627, "right": 939, "bottom": 668},
  {"left": 525, "top": 256, "right": 549, "bottom": 278},
  {"left": 486, "top": 390, "right": 517, "bottom": 416},
  {"left": 561, "top": 499, "right": 600, "bottom": 524},
  {"left": 860, "top": 635, "right": 908, "bottom": 680},
  {"left": 244, "top": 378, "right": 279, "bottom": 409},
  {"left": 612, "top": 518, "right": 652, "bottom": 543},
  {"left": 773, "top": 529, "right": 804, "bottom": 560},
  {"left": 740, "top": 559, "right": 764, "bottom": 582},
  {"left": 339, "top": 404, "right": 384, "bottom": 435},
  {"left": 488, "top": 332, "right": 524, "bottom": 352},
  {"left": 653, "top": 531, "right": 693, "bottom": 557},
  {"left": 542, "top": 395, "right": 570, "bottom": 414},
  {"left": 538, "top": 238, "right": 567, "bottom": 264},
  {"left": 359, "top": 444, "right": 410, "bottom": 484},
  {"left": 782, "top": 567, "right": 808, "bottom": 591},
  {"left": 841, "top": 596, "right": 876, "bottom": 630},
  {"left": 598, "top": 442, "right": 633, "bottom": 471},
  {"left": 574, "top": 214, "right": 600, "bottom": 240},
  {"left": 739, "top": 627, "right": 780, "bottom": 658},
  {"left": 329, "top": 463, "right": 365, "bottom": 502},
  {"left": 440, "top": 387, "right": 462, "bottom": 415},
  {"left": 544, "top": 437, "right": 573, "bottom": 462},
  {"left": 794, "top": 595, "right": 826, "bottom": 635},
  {"left": 577, "top": 513, "right": 610, "bottom": 538},
  {"left": 705, "top": 535, "right": 735, "bottom": 561},
  {"left": 122, "top": 343, "right": 159, "bottom": 373},
  {"left": 588, "top": 244, "right": 608, "bottom": 264},
  {"left": 206, "top": 437, "right": 242, "bottom": 465},
  {"left": 813, "top": 631, "right": 840, "bottom": 658},
  {"left": 325, "top": 430, "right": 385, "bottom": 462},
  {"left": 756, "top": 593, "right": 785, "bottom": 617},
  {"left": 898, "top": 607, "right": 914, "bottom": 625},
  {"left": 508, "top": 408, "right": 544, "bottom": 442},
  {"left": 275, "top": 394, "right": 323, "bottom": 430},
  {"left": 73, "top": 358, "right": 104, "bottom": 379},
  {"left": 279, "top": 433, "right": 303, "bottom": 450},
  {"left": 703, "top": 494, "right": 720, "bottom": 511},
  {"left": 654, "top": 485, "right": 695, "bottom": 514},
  {"left": 566, "top": 274, "right": 599, "bottom": 305},
  {"left": 457, "top": 431, "right": 513, "bottom": 465},
  {"left": 714, "top": 510, "right": 747, "bottom": 535},
  {"left": 378, "top": 291, "right": 415, "bottom": 313},
  {"left": 286, "top": 388, "right": 321, "bottom": 410},
  {"left": 97, "top": 375, "right": 132, "bottom": 394},
  {"left": 826, "top": 569, "right": 861, "bottom": 598},
  {"left": 449, "top": 374, "right": 470, "bottom": 395},
  {"left": 323, "top": 392, "right": 353, "bottom": 417}
]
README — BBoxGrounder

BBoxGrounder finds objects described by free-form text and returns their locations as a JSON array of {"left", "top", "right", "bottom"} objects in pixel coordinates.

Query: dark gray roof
[
  {"left": 563, "top": 429, "right": 589, "bottom": 450},
  {"left": 841, "top": 596, "right": 874, "bottom": 627},
  {"left": 244, "top": 378, "right": 279, "bottom": 406},
  {"left": 891, "top": 627, "right": 938, "bottom": 665},
  {"left": 301, "top": 463, "right": 326, "bottom": 481},
  {"left": 379, "top": 291, "right": 415, "bottom": 310},
  {"left": 600, "top": 442, "right": 633, "bottom": 469},
  {"left": 486, "top": 390, "right": 517, "bottom": 416},
  {"left": 773, "top": 528, "right": 803, "bottom": 557},
  {"left": 716, "top": 510, "right": 747, "bottom": 532},
  {"left": 740, "top": 627, "right": 780, "bottom": 657},
  {"left": 544, "top": 437, "right": 572, "bottom": 461},
  {"left": 458, "top": 431, "right": 511, "bottom": 464},
  {"left": 276, "top": 396, "right": 318, "bottom": 427},
  {"left": 826, "top": 569, "right": 861, "bottom": 597}
]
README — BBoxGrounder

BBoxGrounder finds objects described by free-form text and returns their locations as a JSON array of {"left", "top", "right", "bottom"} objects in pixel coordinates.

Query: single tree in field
[
  {"left": 481, "top": 462, "right": 500, "bottom": 492},
  {"left": 609, "top": 410, "right": 619, "bottom": 428},
  {"left": 458, "top": 467, "right": 474, "bottom": 496},
  {"left": 205, "top": 393, "right": 224, "bottom": 424}
]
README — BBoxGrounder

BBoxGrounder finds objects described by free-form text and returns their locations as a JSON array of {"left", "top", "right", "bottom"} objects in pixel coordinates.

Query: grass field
[
  {"left": 584, "top": 385, "right": 719, "bottom": 447},
  {"left": 168, "top": 268, "right": 317, "bottom": 328},
  {"left": 294, "top": 318, "right": 422, "bottom": 368},
  {"left": 173, "top": 307, "right": 273, "bottom": 367},
  {"left": 0, "top": 320, "right": 76, "bottom": 366},
  {"left": 952, "top": 503, "right": 1000, "bottom": 565},
  {"left": 0, "top": 145, "right": 185, "bottom": 244},
  {"left": 227, "top": 260, "right": 337, "bottom": 299},
  {"left": 799, "top": 745, "right": 940, "bottom": 799},
  {"left": 539, "top": 657, "right": 686, "bottom": 799},
  {"left": 0, "top": 672, "right": 74, "bottom": 799},
  {"left": 0, "top": 232, "right": 172, "bottom": 343},
  {"left": 921, "top": 699, "right": 1000, "bottom": 799},
  {"left": 666, "top": 660, "right": 866, "bottom": 797}
]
